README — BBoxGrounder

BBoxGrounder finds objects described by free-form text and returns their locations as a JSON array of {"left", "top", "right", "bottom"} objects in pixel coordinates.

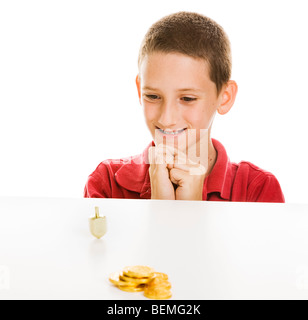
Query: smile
[{"left": 156, "top": 127, "right": 187, "bottom": 135}]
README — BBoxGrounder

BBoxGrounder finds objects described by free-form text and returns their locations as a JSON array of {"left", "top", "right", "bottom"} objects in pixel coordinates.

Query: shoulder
[
  {"left": 86, "top": 159, "right": 123, "bottom": 185},
  {"left": 93, "top": 157, "right": 133, "bottom": 174},
  {"left": 206, "top": 139, "right": 284, "bottom": 202},
  {"left": 83, "top": 157, "right": 127, "bottom": 197},
  {"left": 233, "top": 161, "right": 285, "bottom": 202},
  {"left": 233, "top": 160, "right": 273, "bottom": 179},
  {"left": 84, "top": 145, "right": 151, "bottom": 198}
]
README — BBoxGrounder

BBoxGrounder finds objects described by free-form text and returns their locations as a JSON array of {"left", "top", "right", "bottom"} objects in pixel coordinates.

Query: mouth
[{"left": 155, "top": 127, "right": 187, "bottom": 136}]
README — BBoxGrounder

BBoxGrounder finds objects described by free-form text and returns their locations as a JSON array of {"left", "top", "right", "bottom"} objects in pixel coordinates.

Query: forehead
[{"left": 139, "top": 52, "right": 213, "bottom": 91}]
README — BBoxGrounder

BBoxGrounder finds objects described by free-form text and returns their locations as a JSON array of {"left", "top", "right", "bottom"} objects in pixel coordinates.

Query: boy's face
[{"left": 136, "top": 52, "right": 225, "bottom": 151}]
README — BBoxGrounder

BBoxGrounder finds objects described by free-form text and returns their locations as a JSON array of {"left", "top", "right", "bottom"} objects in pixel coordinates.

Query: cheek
[
  {"left": 183, "top": 107, "right": 214, "bottom": 129},
  {"left": 201, "top": 108, "right": 216, "bottom": 128},
  {"left": 197, "top": 101, "right": 218, "bottom": 128},
  {"left": 143, "top": 104, "right": 157, "bottom": 125}
]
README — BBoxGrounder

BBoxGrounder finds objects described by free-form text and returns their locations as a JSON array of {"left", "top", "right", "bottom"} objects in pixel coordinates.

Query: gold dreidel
[{"left": 89, "top": 206, "right": 107, "bottom": 239}]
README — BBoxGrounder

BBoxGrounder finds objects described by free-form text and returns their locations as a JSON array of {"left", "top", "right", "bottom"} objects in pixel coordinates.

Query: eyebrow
[
  {"left": 176, "top": 88, "right": 203, "bottom": 93},
  {"left": 142, "top": 86, "right": 203, "bottom": 93}
]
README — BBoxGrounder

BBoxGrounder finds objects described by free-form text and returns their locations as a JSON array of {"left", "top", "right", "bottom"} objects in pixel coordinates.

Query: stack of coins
[
  {"left": 108, "top": 265, "right": 172, "bottom": 299},
  {"left": 144, "top": 273, "right": 172, "bottom": 300}
]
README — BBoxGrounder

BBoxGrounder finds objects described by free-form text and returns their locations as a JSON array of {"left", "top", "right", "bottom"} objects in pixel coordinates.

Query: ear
[
  {"left": 135, "top": 74, "right": 142, "bottom": 104},
  {"left": 217, "top": 80, "right": 238, "bottom": 115}
]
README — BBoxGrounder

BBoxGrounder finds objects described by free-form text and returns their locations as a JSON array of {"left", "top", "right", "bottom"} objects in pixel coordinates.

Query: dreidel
[{"left": 89, "top": 206, "right": 107, "bottom": 239}]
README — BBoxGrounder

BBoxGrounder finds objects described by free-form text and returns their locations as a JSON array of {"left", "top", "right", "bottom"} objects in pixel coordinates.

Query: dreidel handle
[{"left": 95, "top": 206, "right": 100, "bottom": 219}]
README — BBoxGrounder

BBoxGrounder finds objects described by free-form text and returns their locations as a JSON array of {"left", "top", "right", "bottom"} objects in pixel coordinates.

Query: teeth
[{"left": 158, "top": 128, "right": 185, "bottom": 135}]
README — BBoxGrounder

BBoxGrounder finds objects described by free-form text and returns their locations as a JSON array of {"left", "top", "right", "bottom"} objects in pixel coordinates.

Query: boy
[{"left": 84, "top": 11, "right": 284, "bottom": 202}]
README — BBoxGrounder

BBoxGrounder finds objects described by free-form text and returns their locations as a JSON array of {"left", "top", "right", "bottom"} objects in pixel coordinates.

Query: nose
[{"left": 157, "top": 99, "right": 178, "bottom": 128}]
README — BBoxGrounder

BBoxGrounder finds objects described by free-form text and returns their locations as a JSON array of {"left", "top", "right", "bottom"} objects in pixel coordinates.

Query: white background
[{"left": 0, "top": 0, "right": 307, "bottom": 202}]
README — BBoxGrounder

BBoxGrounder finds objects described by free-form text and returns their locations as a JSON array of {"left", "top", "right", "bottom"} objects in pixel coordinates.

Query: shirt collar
[
  {"left": 115, "top": 139, "right": 232, "bottom": 200},
  {"left": 204, "top": 138, "right": 232, "bottom": 200}
]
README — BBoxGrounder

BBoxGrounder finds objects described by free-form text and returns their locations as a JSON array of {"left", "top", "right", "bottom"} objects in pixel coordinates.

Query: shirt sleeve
[
  {"left": 84, "top": 163, "right": 112, "bottom": 198},
  {"left": 247, "top": 174, "right": 285, "bottom": 203}
]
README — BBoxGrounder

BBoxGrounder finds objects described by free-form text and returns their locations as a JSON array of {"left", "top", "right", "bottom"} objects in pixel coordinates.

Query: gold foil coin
[
  {"left": 144, "top": 287, "right": 172, "bottom": 300},
  {"left": 120, "top": 274, "right": 152, "bottom": 284},
  {"left": 117, "top": 285, "right": 145, "bottom": 292},
  {"left": 123, "top": 265, "right": 155, "bottom": 278},
  {"left": 108, "top": 272, "right": 136, "bottom": 287}
]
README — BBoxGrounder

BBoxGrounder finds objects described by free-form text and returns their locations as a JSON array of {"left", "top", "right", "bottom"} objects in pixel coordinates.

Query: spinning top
[{"left": 89, "top": 206, "right": 107, "bottom": 239}]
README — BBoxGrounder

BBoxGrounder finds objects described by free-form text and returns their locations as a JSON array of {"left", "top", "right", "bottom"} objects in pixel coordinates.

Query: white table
[{"left": 0, "top": 197, "right": 308, "bottom": 300}]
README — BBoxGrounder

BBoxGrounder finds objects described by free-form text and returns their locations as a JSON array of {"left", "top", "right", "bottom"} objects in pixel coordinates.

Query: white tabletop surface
[{"left": 0, "top": 197, "right": 308, "bottom": 300}]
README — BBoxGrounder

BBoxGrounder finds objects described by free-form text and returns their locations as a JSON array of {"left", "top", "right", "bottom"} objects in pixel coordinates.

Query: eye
[
  {"left": 181, "top": 97, "right": 197, "bottom": 102},
  {"left": 145, "top": 94, "right": 160, "bottom": 100}
]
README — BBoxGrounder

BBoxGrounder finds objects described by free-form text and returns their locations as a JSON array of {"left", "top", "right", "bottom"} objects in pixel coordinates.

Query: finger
[
  {"left": 156, "top": 143, "right": 187, "bottom": 165},
  {"left": 169, "top": 168, "right": 188, "bottom": 185},
  {"left": 155, "top": 143, "right": 177, "bottom": 156},
  {"left": 149, "top": 146, "right": 174, "bottom": 165},
  {"left": 156, "top": 143, "right": 198, "bottom": 166},
  {"left": 172, "top": 162, "right": 206, "bottom": 176},
  {"left": 172, "top": 163, "right": 194, "bottom": 172},
  {"left": 156, "top": 142, "right": 189, "bottom": 162}
]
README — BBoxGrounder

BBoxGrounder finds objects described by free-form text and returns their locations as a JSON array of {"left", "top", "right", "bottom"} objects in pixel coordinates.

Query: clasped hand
[{"left": 148, "top": 144, "right": 206, "bottom": 200}]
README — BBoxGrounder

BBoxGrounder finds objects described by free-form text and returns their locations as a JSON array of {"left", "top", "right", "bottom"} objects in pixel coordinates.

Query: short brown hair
[{"left": 138, "top": 11, "right": 232, "bottom": 94}]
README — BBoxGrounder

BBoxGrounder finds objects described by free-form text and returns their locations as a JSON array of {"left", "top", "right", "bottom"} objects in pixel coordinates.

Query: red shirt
[{"left": 84, "top": 139, "right": 285, "bottom": 202}]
